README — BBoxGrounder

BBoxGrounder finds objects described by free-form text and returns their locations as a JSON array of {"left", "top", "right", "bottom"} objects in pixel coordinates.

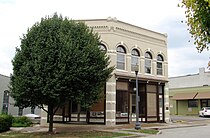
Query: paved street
[
  {"left": 170, "top": 115, "right": 210, "bottom": 122},
  {"left": 147, "top": 124, "right": 210, "bottom": 138},
  {"left": 146, "top": 115, "right": 210, "bottom": 138}
]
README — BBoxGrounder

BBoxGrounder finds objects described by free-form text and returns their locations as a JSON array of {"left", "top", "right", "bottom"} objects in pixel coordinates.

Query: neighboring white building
[
  {"left": 0, "top": 74, "right": 41, "bottom": 116},
  {"left": 41, "top": 17, "right": 170, "bottom": 126},
  {"left": 169, "top": 68, "right": 210, "bottom": 89}
]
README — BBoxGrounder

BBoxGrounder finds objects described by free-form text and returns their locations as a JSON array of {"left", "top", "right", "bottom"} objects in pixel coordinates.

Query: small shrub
[
  {"left": 12, "top": 116, "right": 32, "bottom": 127},
  {"left": 0, "top": 114, "right": 14, "bottom": 132}
]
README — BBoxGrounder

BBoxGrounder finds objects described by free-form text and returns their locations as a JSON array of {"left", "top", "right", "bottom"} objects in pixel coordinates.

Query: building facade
[
  {"left": 0, "top": 74, "right": 41, "bottom": 116},
  {"left": 41, "top": 17, "right": 170, "bottom": 126},
  {"left": 169, "top": 68, "right": 210, "bottom": 115}
]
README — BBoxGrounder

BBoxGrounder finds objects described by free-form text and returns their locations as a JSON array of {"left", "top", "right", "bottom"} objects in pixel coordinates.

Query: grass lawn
[
  {"left": 0, "top": 130, "right": 132, "bottom": 138},
  {"left": 125, "top": 129, "right": 159, "bottom": 135}
]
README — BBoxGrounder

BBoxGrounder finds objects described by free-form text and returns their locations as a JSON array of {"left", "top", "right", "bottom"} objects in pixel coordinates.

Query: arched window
[
  {"left": 131, "top": 49, "right": 140, "bottom": 71},
  {"left": 99, "top": 44, "right": 107, "bottom": 52},
  {"left": 2, "top": 90, "right": 9, "bottom": 114},
  {"left": 145, "top": 52, "right": 152, "bottom": 74},
  {"left": 117, "top": 45, "right": 126, "bottom": 70},
  {"left": 157, "top": 55, "right": 164, "bottom": 75}
]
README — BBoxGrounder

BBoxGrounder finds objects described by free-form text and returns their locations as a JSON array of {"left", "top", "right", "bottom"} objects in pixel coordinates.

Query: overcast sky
[{"left": 0, "top": 0, "right": 209, "bottom": 77}]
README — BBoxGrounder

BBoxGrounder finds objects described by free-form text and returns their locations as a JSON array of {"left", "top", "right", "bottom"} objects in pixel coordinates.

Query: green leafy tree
[
  {"left": 180, "top": 0, "right": 210, "bottom": 52},
  {"left": 10, "top": 13, "right": 114, "bottom": 133}
]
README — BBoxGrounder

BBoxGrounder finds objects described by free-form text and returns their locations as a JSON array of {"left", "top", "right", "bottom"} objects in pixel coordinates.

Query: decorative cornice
[
  {"left": 88, "top": 25, "right": 166, "bottom": 46},
  {"left": 84, "top": 18, "right": 167, "bottom": 47},
  {"left": 107, "top": 17, "right": 117, "bottom": 22},
  {"left": 88, "top": 25, "right": 108, "bottom": 29},
  {"left": 115, "top": 27, "right": 166, "bottom": 45}
]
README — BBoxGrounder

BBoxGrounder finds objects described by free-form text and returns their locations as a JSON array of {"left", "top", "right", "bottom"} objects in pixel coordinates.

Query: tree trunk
[{"left": 48, "top": 105, "right": 54, "bottom": 133}]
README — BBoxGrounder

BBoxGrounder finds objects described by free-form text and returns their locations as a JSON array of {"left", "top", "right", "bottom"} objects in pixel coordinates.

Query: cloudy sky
[{"left": 0, "top": 0, "right": 209, "bottom": 77}]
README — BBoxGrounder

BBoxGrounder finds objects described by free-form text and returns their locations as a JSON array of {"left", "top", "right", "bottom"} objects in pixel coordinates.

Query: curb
[
  {"left": 156, "top": 130, "right": 162, "bottom": 135},
  {"left": 99, "top": 129, "right": 151, "bottom": 138},
  {"left": 158, "top": 123, "right": 207, "bottom": 130}
]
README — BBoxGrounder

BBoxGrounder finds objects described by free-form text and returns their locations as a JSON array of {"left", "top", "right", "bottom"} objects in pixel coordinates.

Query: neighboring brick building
[
  {"left": 41, "top": 17, "right": 170, "bottom": 125},
  {"left": 169, "top": 68, "right": 210, "bottom": 116}
]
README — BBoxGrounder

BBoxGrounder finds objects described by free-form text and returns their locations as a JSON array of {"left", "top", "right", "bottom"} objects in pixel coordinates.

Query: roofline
[
  {"left": 169, "top": 73, "right": 198, "bottom": 79},
  {"left": 77, "top": 18, "right": 167, "bottom": 38},
  {"left": 169, "top": 67, "right": 210, "bottom": 79},
  {"left": 0, "top": 74, "right": 10, "bottom": 78},
  {"left": 117, "top": 20, "right": 167, "bottom": 37},
  {"left": 169, "top": 85, "right": 210, "bottom": 90}
]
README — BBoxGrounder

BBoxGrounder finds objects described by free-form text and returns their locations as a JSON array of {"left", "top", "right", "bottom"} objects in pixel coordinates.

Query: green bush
[
  {"left": 12, "top": 116, "right": 32, "bottom": 127},
  {"left": 0, "top": 114, "right": 14, "bottom": 132}
]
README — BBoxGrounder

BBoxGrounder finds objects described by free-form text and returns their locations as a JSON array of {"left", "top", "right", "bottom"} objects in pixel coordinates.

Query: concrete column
[
  {"left": 153, "top": 59, "right": 157, "bottom": 76},
  {"left": 127, "top": 54, "right": 131, "bottom": 73},
  {"left": 105, "top": 75, "right": 116, "bottom": 125},
  {"left": 140, "top": 56, "right": 145, "bottom": 75},
  {"left": 164, "top": 61, "right": 168, "bottom": 77}
]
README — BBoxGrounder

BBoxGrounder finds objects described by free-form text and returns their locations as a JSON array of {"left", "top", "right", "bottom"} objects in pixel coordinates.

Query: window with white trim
[
  {"left": 131, "top": 49, "right": 140, "bottom": 71},
  {"left": 2, "top": 90, "right": 9, "bottom": 114},
  {"left": 145, "top": 52, "right": 152, "bottom": 74},
  {"left": 99, "top": 44, "right": 107, "bottom": 52},
  {"left": 157, "top": 55, "right": 164, "bottom": 75},
  {"left": 117, "top": 46, "right": 126, "bottom": 70}
]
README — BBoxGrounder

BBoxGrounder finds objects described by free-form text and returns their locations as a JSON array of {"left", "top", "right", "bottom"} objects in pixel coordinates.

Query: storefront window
[
  {"left": 188, "top": 100, "right": 198, "bottom": 107},
  {"left": 116, "top": 91, "right": 128, "bottom": 117},
  {"left": 90, "top": 89, "right": 105, "bottom": 118},
  {"left": 158, "top": 85, "right": 164, "bottom": 121},
  {"left": 201, "top": 99, "right": 210, "bottom": 108}
]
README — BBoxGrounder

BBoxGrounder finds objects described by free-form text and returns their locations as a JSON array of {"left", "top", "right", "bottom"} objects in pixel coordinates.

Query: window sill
[
  {"left": 144, "top": 73, "right": 154, "bottom": 76},
  {"left": 116, "top": 69, "right": 128, "bottom": 72},
  {"left": 157, "top": 75, "right": 165, "bottom": 77}
]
